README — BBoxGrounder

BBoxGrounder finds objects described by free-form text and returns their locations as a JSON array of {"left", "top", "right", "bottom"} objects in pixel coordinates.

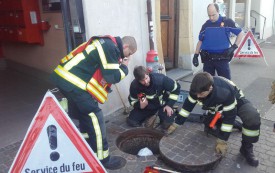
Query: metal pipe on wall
[{"left": 60, "top": 0, "right": 73, "bottom": 53}]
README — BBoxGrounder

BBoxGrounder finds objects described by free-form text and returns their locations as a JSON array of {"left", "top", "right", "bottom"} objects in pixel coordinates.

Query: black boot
[
  {"left": 204, "top": 125, "right": 220, "bottom": 137},
  {"left": 240, "top": 142, "right": 259, "bottom": 167},
  {"left": 126, "top": 117, "right": 141, "bottom": 127},
  {"left": 102, "top": 156, "right": 126, "bottom": 170}
]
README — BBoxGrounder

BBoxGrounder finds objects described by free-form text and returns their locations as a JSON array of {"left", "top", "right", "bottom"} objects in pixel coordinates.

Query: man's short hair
[
  {"left": 122, "top": 36, "right": 137, "bottom": 53},
  {"left": 190, "top": 72, "right": 214, "bottom": 95},
  {"left": 133, "top": 66, "right": 147, "bottom": 81},
  {"left": 207, "top": 3, "right": 219, "bottom": 12}
]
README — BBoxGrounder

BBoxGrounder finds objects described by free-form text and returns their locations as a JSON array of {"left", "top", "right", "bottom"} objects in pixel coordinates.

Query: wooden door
[{"left": 160, "top": 0, "right": 177, "bottom": 70}]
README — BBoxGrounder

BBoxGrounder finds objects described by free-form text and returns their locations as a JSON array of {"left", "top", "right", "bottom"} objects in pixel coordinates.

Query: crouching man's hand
[
  {"left": 216, "top": 139, "right": 228, "bottom": 156},
  {"left": 163, "top": 105, "right": 174, "bottom": 117}
]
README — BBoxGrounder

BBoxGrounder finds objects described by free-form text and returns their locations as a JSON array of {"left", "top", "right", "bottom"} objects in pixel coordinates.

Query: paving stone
[
  {"left": 159, "top": 123, "right": 222, "bottom": 172},
  {"left": 1, "top": 109, "right": 275, "bottom": 173},
  {"left": 266, "top": 166, "right": 275, "bottom": 173}
]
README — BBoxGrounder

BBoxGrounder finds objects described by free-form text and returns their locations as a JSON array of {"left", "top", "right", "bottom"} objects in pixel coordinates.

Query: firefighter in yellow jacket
[{"left": 50, "top": 35, "right": 137, "bottom": 170}]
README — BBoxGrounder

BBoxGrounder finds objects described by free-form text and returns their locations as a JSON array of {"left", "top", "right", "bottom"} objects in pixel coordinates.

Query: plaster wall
[
  {"left": 191, "top": 0, "right": 212, "bottom": 73},
  {"left": 82, "top": 0, "right": 150, "bottom": 115}
]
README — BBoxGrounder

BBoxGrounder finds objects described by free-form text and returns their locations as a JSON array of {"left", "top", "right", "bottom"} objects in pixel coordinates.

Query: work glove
[
  {"left": 215, "top": 139, "right": 228, "bottom": 156},
  {"left": 175, "top": 115, "right": 186, "bottom": 125},
  {"left": 192, "top": 54, "right": 199, "bottom": 67},
  {"left": 225, "top": 44, "right": 238, "bottom": 60},
  {"left": 164, "top": 123, "right": 178, "bottom": 136}
]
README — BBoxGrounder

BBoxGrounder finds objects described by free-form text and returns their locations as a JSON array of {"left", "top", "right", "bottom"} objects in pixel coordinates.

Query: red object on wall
[
  {"left": 0, "top": 0, "right": 44, "bottom": 45},
  {"left": 146, "top": 50, "right": 159, "bottom": 62}
]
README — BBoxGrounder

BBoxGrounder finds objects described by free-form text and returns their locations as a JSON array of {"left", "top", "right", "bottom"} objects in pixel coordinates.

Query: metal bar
[
  {"left": 250, "top": 10, "right": 266, "bottom": 39},
  {"left": 147, "top": 0, "right": 154, "bottom": 50},
  {"left": 60, "top": 0, "right": 73, "bottom": 53}
]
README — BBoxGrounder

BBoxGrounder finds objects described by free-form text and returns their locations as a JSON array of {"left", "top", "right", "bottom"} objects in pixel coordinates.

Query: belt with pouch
[{"left": 200, "top": 50, "right": 229, "bottom": 62}]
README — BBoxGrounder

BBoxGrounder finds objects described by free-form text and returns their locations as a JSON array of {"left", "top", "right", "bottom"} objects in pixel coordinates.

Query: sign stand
[
  {"left": 234, "top": 30, "right": 268, "bottom": 66},
  {"left": 9, "top": 91, "right": 106, "bottom": 173}
]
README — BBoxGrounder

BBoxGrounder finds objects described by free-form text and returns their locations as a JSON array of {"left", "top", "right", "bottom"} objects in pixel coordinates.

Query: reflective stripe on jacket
[{"left": 53, "top": 36, "right": 124, "bottom": 104}]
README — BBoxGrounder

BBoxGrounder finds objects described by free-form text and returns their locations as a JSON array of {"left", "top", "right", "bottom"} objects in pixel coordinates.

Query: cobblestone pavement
[{"left": 1, "top": 107, "right": 274, "bottom": 173}]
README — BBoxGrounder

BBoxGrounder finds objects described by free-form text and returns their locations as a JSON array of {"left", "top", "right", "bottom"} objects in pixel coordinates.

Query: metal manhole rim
[{"left": 116, "top": 127, "right": 164, "bottom": 156}]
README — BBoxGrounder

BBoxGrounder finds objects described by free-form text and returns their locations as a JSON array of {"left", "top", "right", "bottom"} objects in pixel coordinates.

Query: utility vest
[
  {"left": 56, "top": 35, "right": 120, "bottom": 104},
  {"left": 201, "top": 17, "right": 231, "bottom": 52}
]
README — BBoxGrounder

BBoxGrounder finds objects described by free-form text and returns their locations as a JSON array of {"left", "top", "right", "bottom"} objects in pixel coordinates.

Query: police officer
[
  {"left": 50, "top": 35, "right": 137, "bottom": 170},
  {"left": 127, "top": 66, "right": 181, "bottom": 135},
  {"left": 175, "top": 72, "right": 261, "bottom": 167},
  {"left": 193, "top": 3, "right": 244, "bottom": 80}
]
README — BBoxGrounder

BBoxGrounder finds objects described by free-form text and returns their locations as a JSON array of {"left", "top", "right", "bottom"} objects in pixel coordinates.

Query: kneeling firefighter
[
  {"left": 175, "top": 72, "right": 261, "bottom": 167},
  {"left": 127, "top": 66, "right": 181, "bottom": 135}
]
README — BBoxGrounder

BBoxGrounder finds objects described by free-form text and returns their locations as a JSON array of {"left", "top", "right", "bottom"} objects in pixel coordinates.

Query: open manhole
[{"left": 116, "top": 128, "right": 164, "bottom": 155}]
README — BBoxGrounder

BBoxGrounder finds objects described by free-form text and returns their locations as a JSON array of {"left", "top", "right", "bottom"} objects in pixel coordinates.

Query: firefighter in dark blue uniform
[
  {"left": 176, "top": 72, "right": 261, "bottom": 167},
  {"left": 50, "top": 36, "right": 137, "bottom": 170},
  {"left": 127, "top": 66, "right": 181, "bottom": 135},
  {"left": 192, "top": 3, "right": 244, "bottom": 80}
]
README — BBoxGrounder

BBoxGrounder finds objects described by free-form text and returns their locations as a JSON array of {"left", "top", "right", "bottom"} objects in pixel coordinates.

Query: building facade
[{"left": 1, "top": 0, "right": 274, "bottom": 115}]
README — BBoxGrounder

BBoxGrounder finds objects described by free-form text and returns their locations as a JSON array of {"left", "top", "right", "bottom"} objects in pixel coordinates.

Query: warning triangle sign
[
  {"left": 234, "top": 31, "right": 264, "bottom": 58},
  {"left": 9, "top": 91, "right": 106, "bottom": 173}
]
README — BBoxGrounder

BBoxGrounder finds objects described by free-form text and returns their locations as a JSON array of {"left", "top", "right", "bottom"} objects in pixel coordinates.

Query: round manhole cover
[
  {"left": 116, "top": 128, "right": 164, "bottom": 155},
  {"left": 159, "top": 122, "right": 222, "bottom": 172}
]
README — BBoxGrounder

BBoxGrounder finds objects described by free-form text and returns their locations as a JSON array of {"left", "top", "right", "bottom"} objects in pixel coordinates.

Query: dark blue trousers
[{"left": 203, "top": 60, "right": 231, "bottom": 79}]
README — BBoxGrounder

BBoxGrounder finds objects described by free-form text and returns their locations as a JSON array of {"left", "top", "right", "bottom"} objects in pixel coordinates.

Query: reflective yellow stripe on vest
[
  {"left": 54, "top": 65, "right": 108, "bottom": 103},
  {"left": 169, "top": 94, "right": 179, "bottom": 101},
  {"left": 89, "top": 78, "right": 108, "bottom": 97},
  {"left": 94, "top": 40, "right": 120, "bottom": 69},
  {"left": 60, "top": 41, "right": 88, "bottom": 64},
  {"left": 188, "top": 95, "right": 197, "bottom": 104},
  {"left": 54, "top": 65, "right": 87, "bottom": 90},
  {"left": 90, "top": 40, "right": 125, "bottom": 80},
  {"left": 89, "top": 112, "right": 104, "bottom": 160},
  {"left": 60, "top": 53, "right": 73, "bottom": 64},
  {"left": 221, "top": 123, "right": 233, "bottom": 132},
  {"left": 130, "top": 96, "right": 138, "bottom": 106},
  {"left": 242, "top": 127, "right": 260, "bottom": 137},
  {"left": 179, "top": 108, "right": 190, "bottom": 118},
  {"left": 87, "top": 79, "right": 108, "bottom": 104},
  {"left": 119, "top": 68, "right": 126, "bottom": 80}
]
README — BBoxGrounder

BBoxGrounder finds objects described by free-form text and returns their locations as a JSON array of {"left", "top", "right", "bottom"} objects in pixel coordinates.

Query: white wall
[
  {"left": 82, "top": 0, "right": 150, "bottom": 115},
  {"left": 192, "top": 0, "right": 213, "bottom": 51},
  {"left": 251, "top": 0, "right": 274, "bottom": 39},
  {"left": 192, "top": 0, "right": 213, "bottom": 72},
  {"left": 259, "top": 0, "right": 274, "bottom": 39}
]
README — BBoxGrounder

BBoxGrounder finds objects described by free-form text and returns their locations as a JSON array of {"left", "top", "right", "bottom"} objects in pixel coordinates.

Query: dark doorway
[{"left": 60, "top": 0, "right": 86, "bottom": 53}]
